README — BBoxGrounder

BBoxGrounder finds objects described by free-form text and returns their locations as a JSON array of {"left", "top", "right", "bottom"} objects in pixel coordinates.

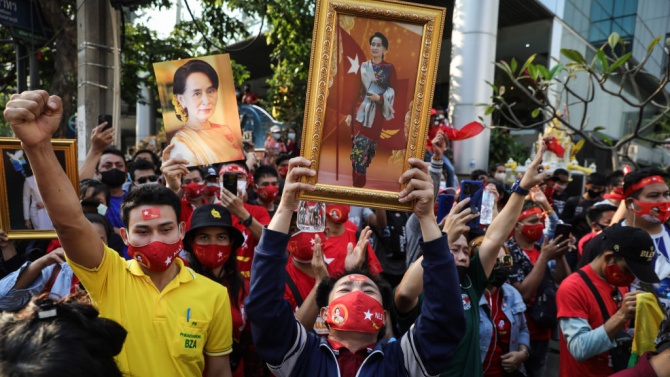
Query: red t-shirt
[
  {"left": 483, "top": 291, "right": 511, "bottom": 377},
  {"left": 556, "top": 264, "right": 626, "bottom": 377},
  {"left": 578, "top": 232, "right": 598, "bottom": 257},
  {"left": 232, "top": 203, "right": 271, "bottom": 280},
  {"left": 322, "top": 228, "right": 383, "bottom": 277},
  {"left": 229, "top": 279, "right": 249, "bottom": 377},
  {"left": 284, "top": 261, "right": 329, "bottom": 336}
]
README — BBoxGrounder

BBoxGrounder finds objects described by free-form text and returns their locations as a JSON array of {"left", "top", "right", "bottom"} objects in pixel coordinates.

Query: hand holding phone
[
  {"left": 98, "top": 114, "right": 112, "bottom": 131},
  {"left": 222, "top": 172, "right": 238, "bottom": 194},
  {"left": 554, "top": 223, "right": 572, "bottom": 241}
]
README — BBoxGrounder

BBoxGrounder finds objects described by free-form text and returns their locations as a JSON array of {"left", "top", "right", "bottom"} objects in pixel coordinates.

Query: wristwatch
[
  {"left": 510, "top": 179, "right": 529, "bottom": 196},
  {"left": 241, "top": 214, "right": 253, "bottom": 227}
]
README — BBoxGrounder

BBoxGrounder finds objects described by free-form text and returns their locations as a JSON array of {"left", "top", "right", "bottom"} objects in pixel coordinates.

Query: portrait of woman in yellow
[{"left": 170, "top": 59, "right": 244, "bottom": 166}]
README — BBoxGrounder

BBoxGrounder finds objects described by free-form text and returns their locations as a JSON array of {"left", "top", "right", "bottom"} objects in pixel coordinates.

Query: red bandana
[
  {"left": 518, "top": 207, "right": 544, "bottom": 222},
  {"left": 624, "top": 176, "right": 666, "bottom": 198}
]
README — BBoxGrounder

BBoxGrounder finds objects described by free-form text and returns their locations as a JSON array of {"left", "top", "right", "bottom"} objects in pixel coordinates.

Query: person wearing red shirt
[
  {"left": 557, "top": 224, "right": 658, "bottom": 377},
  {"left": 322, "top": 204, "right": 383, "bottom": 277},
  {"left": 218, "top": 162, "right": 271, "bottom": 280},
  {"left": 160, "top": 147, "right": 208, "bottom": 223},
  {"left": 505, "top": 201, "right": 571, "bottom": 377}
]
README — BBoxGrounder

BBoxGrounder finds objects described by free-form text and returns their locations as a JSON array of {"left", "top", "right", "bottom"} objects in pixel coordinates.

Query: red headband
[
  {"left": 219, "top": 165, "right": 248, "bottom": 177},
  {"left": 518, "top": 207, "right": 544, "bottom": 222},
  {"left": 624, "top": 175, "right": 666, "bottom": 198}
]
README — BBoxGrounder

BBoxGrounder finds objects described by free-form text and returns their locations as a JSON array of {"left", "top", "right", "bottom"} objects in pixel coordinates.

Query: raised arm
[
  {"left": 78, "top": 123, "right": 114, "bottom": 180},
  {"left": 4, "top": 91, "right": 103, "bottom": 268},
  {"left": 478, "top": 141, "right": 549, "bottom": 277}
]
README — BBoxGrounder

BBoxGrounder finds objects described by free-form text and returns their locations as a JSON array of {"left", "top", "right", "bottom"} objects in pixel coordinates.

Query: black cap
[
  {"left": 600, "top": 224, "right": 659, "bottom": 283},
  {"left": 184, "top": 204, "right": 243, "bottom": 251}
]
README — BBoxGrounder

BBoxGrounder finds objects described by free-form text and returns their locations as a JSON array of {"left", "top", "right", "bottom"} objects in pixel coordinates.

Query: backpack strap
[
  {"left": 42, "top": 263, "right": 62, "bottom": 295},
  {"left": 576, "top": 269, "right": 611, "bottom": 322},
  {"left": 285, "top": 270, "right": 304, "bottom": 308}
]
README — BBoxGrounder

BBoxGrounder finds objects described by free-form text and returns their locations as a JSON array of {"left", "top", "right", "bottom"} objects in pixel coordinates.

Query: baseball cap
[
  {"left": 184, "top": 204, "right": 243, "bottom": 252},
  {"left": 204, "top": 166, "right": 217, "bottom": 178},
  {"left": 270, "top": 125, "right": 281, "bottom": 133},
  {"left": 599, "top": 224, "right": 659, "bottom": 283}
]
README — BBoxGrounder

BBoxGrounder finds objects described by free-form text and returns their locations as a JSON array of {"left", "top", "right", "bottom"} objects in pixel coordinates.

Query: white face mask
[
  {"left": 272, "top": 133, "right": 281, "bottom": 140},
  {"left": 288, "top": 133, "right": 296, "bottom": 141},
  {"left": 97, "top": 203, "right": 108, "bottom": 216},
  {"left": 439, "top": 181, "right": 447, "bottom": 190},
  {"left": 237, "top": 180, "right": 248, "bottom": 196},
  {"left": 494, "top": 172, "right": 506, "bottom": 182}
]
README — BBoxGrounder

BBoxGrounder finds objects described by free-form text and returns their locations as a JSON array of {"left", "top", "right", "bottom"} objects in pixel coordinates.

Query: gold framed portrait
[
  {"left": 0, "top": 138, "right": 79, "bottom": 239},
  {"left": 299, "top": 0, "right": 446, "bottom": 211}
]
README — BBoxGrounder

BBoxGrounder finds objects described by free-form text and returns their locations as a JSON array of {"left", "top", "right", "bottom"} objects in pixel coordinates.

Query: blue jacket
[
  {"left": 246, "top": 228, "right": 465, "bottom": 376},
  {"left": 478, "top": 283, "right": 529, "bottom": 365}
]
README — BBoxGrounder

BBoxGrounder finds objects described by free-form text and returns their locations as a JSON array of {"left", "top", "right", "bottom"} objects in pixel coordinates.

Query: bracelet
[
  {"left": 522, "top": 348, "right": 530, "bottom": 359},
  {"left": 241, "top": 214, "right": 253, "bottom": 227}
]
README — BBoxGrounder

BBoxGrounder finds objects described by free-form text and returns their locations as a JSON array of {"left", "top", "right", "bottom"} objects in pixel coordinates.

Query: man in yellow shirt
[{"left": 4, "top": 91, "right": 233, "bottom": 377}]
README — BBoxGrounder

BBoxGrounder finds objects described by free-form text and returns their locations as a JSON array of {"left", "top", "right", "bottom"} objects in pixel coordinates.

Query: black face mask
[
  {"left": 100, "top": 169, "right": 127, "bottom": 188},
  {"left": 457, "top": 265, "right": 468, "bottom": 282},
  {"left": 488, "top": 267, "right": 509, "bottom": 287},
  {"left": 587, "top": 189, "right": 603, "bottom": 199}
]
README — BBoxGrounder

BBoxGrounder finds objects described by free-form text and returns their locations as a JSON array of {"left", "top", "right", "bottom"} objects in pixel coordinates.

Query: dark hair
[
  {"left": 84, "top": 212, "right": 113, "bottom": 244},
  {"left": 623, "top": 167, "right": 669, "bottom": 199},
  {"left": 0, "top": 294, "right": 126, "bottom": 377},
  {"left": 315, "top": 268, "right": 392, "bottom": 340},
  {"left": 121, "top": 185, "right": 181, "bottom": 228},
  {"left": 276, "top": 153, "right": 291, "bottom": 166},
  {"left": 185, "top": 166, "right": 204, "bottom": 181},
  {"left": 607, "top": 170, "right": 624, "bottom": 185},
  {"left": 132, "top": 149, "right": 160, "bottom": 169},
  {"left": 79, "top": 179, "right": 111, "bottom": 207},
  {"left": 173, "top": 59, "right": 219, "bottom": 96},
  {"left": 95, "top": 147, "right": 126, "bottom": 171},
  {"left": 253, "top": 165, "right": 278, "bottom": 184},
  {"left": 586, "top": 172, "right": 607, "bottom": 186},
  {"left": 129, "top": 158, "right": 157, "bottom": 182},
  {"left": 522, "top": 200, "right": 542, "bottom": 212},
  {"left": 586, "top": 204, "right": 618, "bottom": 224},
  {"left": 368, "top": 32, "right": 389, "bottom": 49},
  {"left": 470, "top": 169, "right": 488, "bottom": 181},
  {"left": 489, "top": 163, "right": 505, "bottom": 175}
]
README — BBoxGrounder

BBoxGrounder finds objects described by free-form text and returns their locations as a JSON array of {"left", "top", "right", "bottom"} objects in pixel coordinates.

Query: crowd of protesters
[{"left": 1, "top": 90, "right": 670, "bottom": 377}]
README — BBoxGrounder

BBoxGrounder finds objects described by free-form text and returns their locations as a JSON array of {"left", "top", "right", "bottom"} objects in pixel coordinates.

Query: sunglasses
[
  {"left": 494, "top": 255, "right": 513, "bottom": 269},
  {"left": 137, "top": 175, "right": 158, "bottom": 184}
]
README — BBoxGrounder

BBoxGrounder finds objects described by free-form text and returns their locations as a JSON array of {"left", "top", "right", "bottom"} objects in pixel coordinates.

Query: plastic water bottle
[
  {"left": 480, "top": 190, "right": 494, "bottom": 225},
  {"left": 469, "top": 158, "right": 476, "bottom": 170}
]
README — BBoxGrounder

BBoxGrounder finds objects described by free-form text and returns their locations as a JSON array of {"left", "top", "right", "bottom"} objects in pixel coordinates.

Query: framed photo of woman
[
  {"left": 0, "top": 138, "right": 78, "bottom": 240},
  {"left": 153, "top": 54, "right": 244, "bottom": 167},
  {"left": 299, "top": 0, "right": 446, "bottom": 211}
]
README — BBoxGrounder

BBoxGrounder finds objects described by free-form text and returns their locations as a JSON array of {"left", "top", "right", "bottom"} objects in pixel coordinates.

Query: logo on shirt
[{"left": 462, "top": 293, "right": 471, "bottom": 310}]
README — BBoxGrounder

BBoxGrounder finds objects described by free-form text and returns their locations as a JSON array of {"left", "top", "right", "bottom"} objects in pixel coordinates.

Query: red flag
[
  {"left": 443, "top": 122, "right": 485, "bottom": 141},
  {"left": 544, "top": 136, "right": 565, "bottom": 158},
  {"left": 330, "top": 26, "right": 366, "bottom": 116},
  {"left": 141, "top": 207, "right": 161, "bottom": 221}
]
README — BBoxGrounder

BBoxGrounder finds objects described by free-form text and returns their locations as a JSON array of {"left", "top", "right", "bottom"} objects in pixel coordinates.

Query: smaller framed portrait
[
  {"left": 0, "top": 138, "right": 79, "bottom": 239},
  {"left": 298, "top": 0, "right": 446, "bottom": 211},
  {"left": 153, "top": 53, "right": 245, "bottom": 167}
]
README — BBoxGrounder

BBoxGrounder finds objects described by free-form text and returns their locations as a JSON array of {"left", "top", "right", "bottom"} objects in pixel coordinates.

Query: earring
[{"left": 172, "top": 96, "right": 188, "bottom": 123}]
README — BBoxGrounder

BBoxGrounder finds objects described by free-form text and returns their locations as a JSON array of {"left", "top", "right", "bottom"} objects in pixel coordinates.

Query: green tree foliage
[{"left": 489, "top": 127, "right": 529, "bottom": 166}]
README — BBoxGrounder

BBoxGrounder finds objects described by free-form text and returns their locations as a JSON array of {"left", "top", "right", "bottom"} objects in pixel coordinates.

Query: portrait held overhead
[
  {"left": 299, "top": 0, "right": 446, "bottom": 211},
  {"left": 153, "top": 54, "right": 244, "bottom": 167}
]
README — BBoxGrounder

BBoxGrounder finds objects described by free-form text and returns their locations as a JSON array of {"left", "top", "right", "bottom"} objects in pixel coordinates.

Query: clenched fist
[{"left": 3, "top": 90, "right": 62, "bottom": 148}]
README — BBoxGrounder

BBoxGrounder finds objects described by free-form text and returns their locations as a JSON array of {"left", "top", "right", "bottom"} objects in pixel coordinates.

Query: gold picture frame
[
  {"left": 0, "top": 138, "right": 79, "bottom": 239},
  {"left": 299, "top": 0, "right": 446, "bottom": 211}
]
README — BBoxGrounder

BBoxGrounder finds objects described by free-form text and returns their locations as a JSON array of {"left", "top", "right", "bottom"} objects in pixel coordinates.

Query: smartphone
[
  {"left": 222, "top": 172, "right": 238, "bottom": 194},
  {"left": 98, "top": 114, "right": 112, "bottom": 131},
  {"left": 554, "top": 223, "right": 572, "bottom": 241},
  {"left": 458, "top": 180, "right": 484, "bottom": 229},
  {"left": 437, "top": 194, "right": 455, "bottom": 224}
]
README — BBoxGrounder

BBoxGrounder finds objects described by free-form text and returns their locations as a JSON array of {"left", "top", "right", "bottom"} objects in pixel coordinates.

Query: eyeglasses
[
  {"left": 137, "top": 175, "right": 158, "bottom": 184},
  {"left": 494, "top": 255, "right": 513, "bottom": 269}
]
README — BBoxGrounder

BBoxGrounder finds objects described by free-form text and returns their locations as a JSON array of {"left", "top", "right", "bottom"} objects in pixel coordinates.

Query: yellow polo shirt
[{"left": 67, "top": 244, "right": 232, "bottom": 377}]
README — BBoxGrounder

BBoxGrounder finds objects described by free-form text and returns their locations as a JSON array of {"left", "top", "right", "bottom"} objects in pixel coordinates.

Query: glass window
[
  {"left": 589, "top": 0, "right": 637, "bottom": 45},
  {"left": 591, "top": 0, "right": 612, "bottom": 22},
  {"left": 623, "top": 0, "right": 638, "bottom": 15}
]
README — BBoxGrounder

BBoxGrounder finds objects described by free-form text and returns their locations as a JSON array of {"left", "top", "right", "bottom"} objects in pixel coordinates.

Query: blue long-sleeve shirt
[{"left": 245, "top": 228, "right": 465, "bottom": 376}]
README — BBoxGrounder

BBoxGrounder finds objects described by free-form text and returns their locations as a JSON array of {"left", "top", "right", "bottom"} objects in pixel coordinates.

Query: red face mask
[
  {"left": 257, "top": 185, "right": 279, "bottom": 203},
  {"left": 192, "top": 243, "right": 232, "bottom": 270},
  {"left": 631, "top": 199, "right": 670, "bottom": 224},
  {"left": 205, "top": 183, "right": 219, "bottom": 197},
  {"left": 183, "top": 182, "right": 206, "bottom": 199},
  {"left": 326, "top": 289, "right": 384, "bottom": 333},
  {"left": 287, "top": 231, "right": 325, "bottom": 262},
  {"left": 277, "top": 166, "right": 289, "bottom": 177},
  {"left": 542, "top": 185, "right": 555, "bottom": 204},
  {"left": 605, "top": 262, "right": 635, "bottom": 287},
  {"left": 326, "top": 204, "right": 350, "bottom": 224},
  {"left": 520, "top": 223, "right": 545, "bottom": 242},
  {"left": 128, "top": 240, "right": 183, "bottom": 272}
]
